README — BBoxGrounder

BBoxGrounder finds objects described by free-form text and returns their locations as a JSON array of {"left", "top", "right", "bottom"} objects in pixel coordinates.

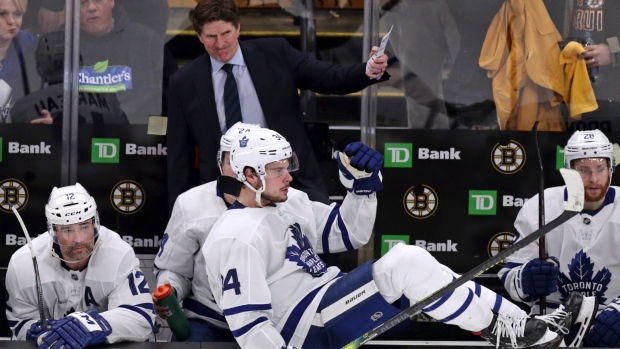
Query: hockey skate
[
  {"left": 556, "top": 292, "right": 598, "bottom": 347},
  {"left": 475, "top": 313, "right": 562, "bottom": 348}
]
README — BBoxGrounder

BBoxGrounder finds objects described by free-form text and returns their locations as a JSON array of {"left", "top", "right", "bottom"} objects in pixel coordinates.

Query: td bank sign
[
  {"left": 91, "top": 138, "right": 167, "bottom": 163},
  {"left": 92, "top": 138, "right": 120, "bottom": 163}
]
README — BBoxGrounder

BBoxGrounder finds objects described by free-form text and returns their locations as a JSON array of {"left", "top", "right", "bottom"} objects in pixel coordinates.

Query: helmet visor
[
  {"left": 264, "top": 152, "right": 299, "bottom": 179},
  {"left": 48, "top": 215, "right": 100, "bottom": 262}
]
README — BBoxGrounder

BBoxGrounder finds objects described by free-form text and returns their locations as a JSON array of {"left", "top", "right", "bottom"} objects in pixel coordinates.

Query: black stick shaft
[{"left": 532, "top": 121, "right": 547, "bottom": 314}]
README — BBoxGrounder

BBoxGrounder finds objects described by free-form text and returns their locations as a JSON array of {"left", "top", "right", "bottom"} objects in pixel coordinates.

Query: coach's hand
[
  {"left": 336, "top": 142, "right": 383, "bottom": 195},
  {"left": 520, "top": 257, "right": 560, "bottom": 297},
  {"left": 37, "top": 309, "right": 111, "bottom": 349}
]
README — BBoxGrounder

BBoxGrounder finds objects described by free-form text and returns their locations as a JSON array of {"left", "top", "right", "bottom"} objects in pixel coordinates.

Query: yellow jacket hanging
[{"left": 479, "top": 0, "right": 597, "bottom": 130}]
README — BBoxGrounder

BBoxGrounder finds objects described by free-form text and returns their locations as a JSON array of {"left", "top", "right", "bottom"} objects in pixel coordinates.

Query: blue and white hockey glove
[
  {"left": 520, "top": 257, "right": 559, "bottom": 297},
  {"left": 336, "top": 142, "right": 383, "bottom": 195},
  {"left": 27, "top": 319, "right": 56, "bottom": 341},
  {"left": 36, "top": 310, "right": 111, "bottom": 349},
  {"left": 584, "top": 307, "right": 620, "bottom": 347}
]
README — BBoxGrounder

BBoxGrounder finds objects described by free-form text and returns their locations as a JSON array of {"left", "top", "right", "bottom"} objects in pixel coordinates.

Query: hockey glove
[
  {"left": 27, "top": 319, "right": 56, "bottom": 341},
  {"left": 584, "top": 307, "right": 620, "bottom": 347},
  {"left": 336, "top": 142, "right": 383, "bottom": 195},
  {"left": 37, "top": 310, "right": 111, "bottom": 349},
  {"left": 520, "top": 257, "right": 560, "bottom": 297}
]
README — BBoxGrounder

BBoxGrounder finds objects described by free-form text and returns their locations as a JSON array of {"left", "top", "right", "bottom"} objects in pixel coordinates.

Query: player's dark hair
[{"left": 192, "top": 0, "right": 240, "bottom": 34}]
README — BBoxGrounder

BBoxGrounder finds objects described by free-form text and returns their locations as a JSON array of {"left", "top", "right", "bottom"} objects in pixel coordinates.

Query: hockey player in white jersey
[
  {"left": 204, "top": 128, "right": 583, "bottom": 349},
  {"left": 152, "top": 121, "right": 260, "bottom": 342},
  {"left": 499, "top": 129, "right": 616, "bottom": 347},
  {"left": 5, "top": 183, "right": 155, "bottom": 348}
]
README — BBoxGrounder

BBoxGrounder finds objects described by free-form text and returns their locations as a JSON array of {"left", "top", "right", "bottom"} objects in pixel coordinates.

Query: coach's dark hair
[{"left": 192, "top": 0, "right": 240, "bottom": 34}]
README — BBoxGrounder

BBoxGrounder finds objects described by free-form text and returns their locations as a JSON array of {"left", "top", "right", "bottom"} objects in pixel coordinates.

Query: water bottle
[
  {"left": 153, "top": 284, "right": 192, "bottom": 341},
  {"left": 584, "top": 32, "right": 601, "bottom": 85}
]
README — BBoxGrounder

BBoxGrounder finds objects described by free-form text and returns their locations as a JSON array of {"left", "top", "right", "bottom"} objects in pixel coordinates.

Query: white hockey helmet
[
  {"left": 217, "top": 121, "right": 262, "bottom": 174},
  {"left": 564, "top": 129, "right": 615, "bottom": 172},
  {"left": 45, "top": 182, "right": 100, "bottom": 240},
  {"left": 229, "top": 128, "right": 299, "bottom": 205}
]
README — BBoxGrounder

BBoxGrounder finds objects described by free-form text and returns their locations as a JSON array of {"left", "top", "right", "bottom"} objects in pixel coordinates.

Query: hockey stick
[
  {"left": 11, "top": 206, "right": 48, "bottom": 329},
  {"left": 342, "top": 168, "right": 584, "bottom": 349},
  {"left": 531, "top": 121, "right": 547, "bottom": 314}
]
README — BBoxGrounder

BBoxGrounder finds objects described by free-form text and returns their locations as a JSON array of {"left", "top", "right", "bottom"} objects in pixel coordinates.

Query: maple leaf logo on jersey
[
  {"left": 285, "top": 223, "right": 327, "bottom": 277},
  {"left": 558, "top": 250, "right": 611, "bottom": 304}
]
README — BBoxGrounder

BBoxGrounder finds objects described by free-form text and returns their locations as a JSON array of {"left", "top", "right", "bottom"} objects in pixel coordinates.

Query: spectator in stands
[
  {"left": 166, "top": 0, "right": 390, "bottom": 212},
  {"left": 0, "top": 0, "right": 37, "bottom": 123},
  {"left": 76, "top": 0, "right": 165, "bottom": 124},
  {"left": 12, "top": 31, "right": 129, "bottom": 124},
  {"left": 31, "top": 0, "right": 169, "bottom": 39}
]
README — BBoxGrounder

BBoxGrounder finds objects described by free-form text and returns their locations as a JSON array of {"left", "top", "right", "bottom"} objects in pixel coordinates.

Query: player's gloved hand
[
  {"left": 520, "top": 257, "right": 560, "bottom": 297},
  {"left": 336, "top": 141, "right": 383, "bottom": 195},
  {"left": 584, "top": 307, "right": 620, "bottom": 347},
  {"left": 36, "top": 309, "right": 112, "bottom": 349},
  {"left": 26, "top": 319, "right": 56, "bottom": 341}
]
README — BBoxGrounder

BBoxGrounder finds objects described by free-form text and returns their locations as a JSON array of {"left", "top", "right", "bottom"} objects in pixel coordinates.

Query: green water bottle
[{"left": 153, "top": 284, "right": 191, "bottom": 341}]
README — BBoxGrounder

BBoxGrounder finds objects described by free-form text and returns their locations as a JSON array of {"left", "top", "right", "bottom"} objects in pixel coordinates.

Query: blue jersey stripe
[
  {"left": 422, "top": 277, "right": 456, "bottom": 312},
  {"left": 337, "top": 211, "right": 353, "bottom": 250},
  {"left": 493, "top": 293, "right": 503, "bottom": 313},
  {"left": 322, "top": 205, "right": 340, "bottom": 254},
  {"left": 13, "top": 319, "right": 31, "bottom": 337},
  {"left": 119, "top": 304, "right": 154, "bottom": 328},
  {"left": 183, "top": 298, "right": 226, "bottom": 322},
  {"left": 437, "top": 289, "right": 474, "bottom": 323},
  {"left": 223, "top": 303, "right": 271, "bottom": 316},
  {"left": 281, "top": 286, "right": 323, "bottom": 345},
  {"left": 231, "top": 316, "right": 268, "bottom": 338}
]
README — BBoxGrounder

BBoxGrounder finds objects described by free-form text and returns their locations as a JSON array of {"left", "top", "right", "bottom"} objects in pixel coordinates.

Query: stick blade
[{"left": 560, "top": 168, "right": 584, "bottom": 212}]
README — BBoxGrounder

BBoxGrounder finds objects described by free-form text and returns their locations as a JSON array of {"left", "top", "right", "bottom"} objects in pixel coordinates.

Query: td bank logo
[
  {"left": 556, "top": 146, "right": 565, "bottom": 170},
  {"left": 381, "top": 235, "right": 410, "bottom": 256},
  {"left": 469, "top": 190, "right": 497, "bottom": 215},
  {"left": 491, "top": 140, "right": 526, "bottom": 174},
  {"left": 385, "top": 143, "right": 412, "bottom": 168},
  {"left": 92, "top": 138, "right": 119, "bottom": 163}
]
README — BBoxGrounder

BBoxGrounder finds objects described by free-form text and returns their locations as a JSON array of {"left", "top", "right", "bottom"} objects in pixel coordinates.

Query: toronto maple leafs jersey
[
  {"left": 6, "top": 226, "right": 155, "bottom": 342},
  {"left": 500, "top": 186, "right": 620, "bottom": 312},
  {"left": 153, "top": 181, "right": 229, "bottom": 328},
  {"left": 204, "top": 191, "right": 377, "bottom": 348}
]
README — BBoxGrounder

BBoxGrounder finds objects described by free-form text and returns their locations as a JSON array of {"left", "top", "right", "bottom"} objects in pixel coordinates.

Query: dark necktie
[{"left": 222, "top": 64, "right": 242, "bottom": 129}]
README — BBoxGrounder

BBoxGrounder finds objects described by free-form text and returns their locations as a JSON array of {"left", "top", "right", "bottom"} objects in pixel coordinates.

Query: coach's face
[{"left": 198, "top": 20, "right": 240, "bottom": 63}]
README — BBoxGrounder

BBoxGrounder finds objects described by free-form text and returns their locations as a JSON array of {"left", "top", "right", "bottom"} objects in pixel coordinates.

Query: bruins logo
[
  {"left": 403, "top": 185, "right": 438, "bottom": 219},
  {"left": 0, "top": 178, "right": 28, "bottom": 213},
  {"left": 487, "top": 232, "right": 516, "bottom": 265},
  {"left": 491, "top": 140, "right": 526, "bottom": 174},
  {"left": 110, "top": 180, "right": 145, "bottom": 214}
]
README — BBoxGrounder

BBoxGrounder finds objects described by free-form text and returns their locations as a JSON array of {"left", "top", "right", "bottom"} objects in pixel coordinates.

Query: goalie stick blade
[{"left": 342, "top": 169, "right": 584, "bottom": 349}]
